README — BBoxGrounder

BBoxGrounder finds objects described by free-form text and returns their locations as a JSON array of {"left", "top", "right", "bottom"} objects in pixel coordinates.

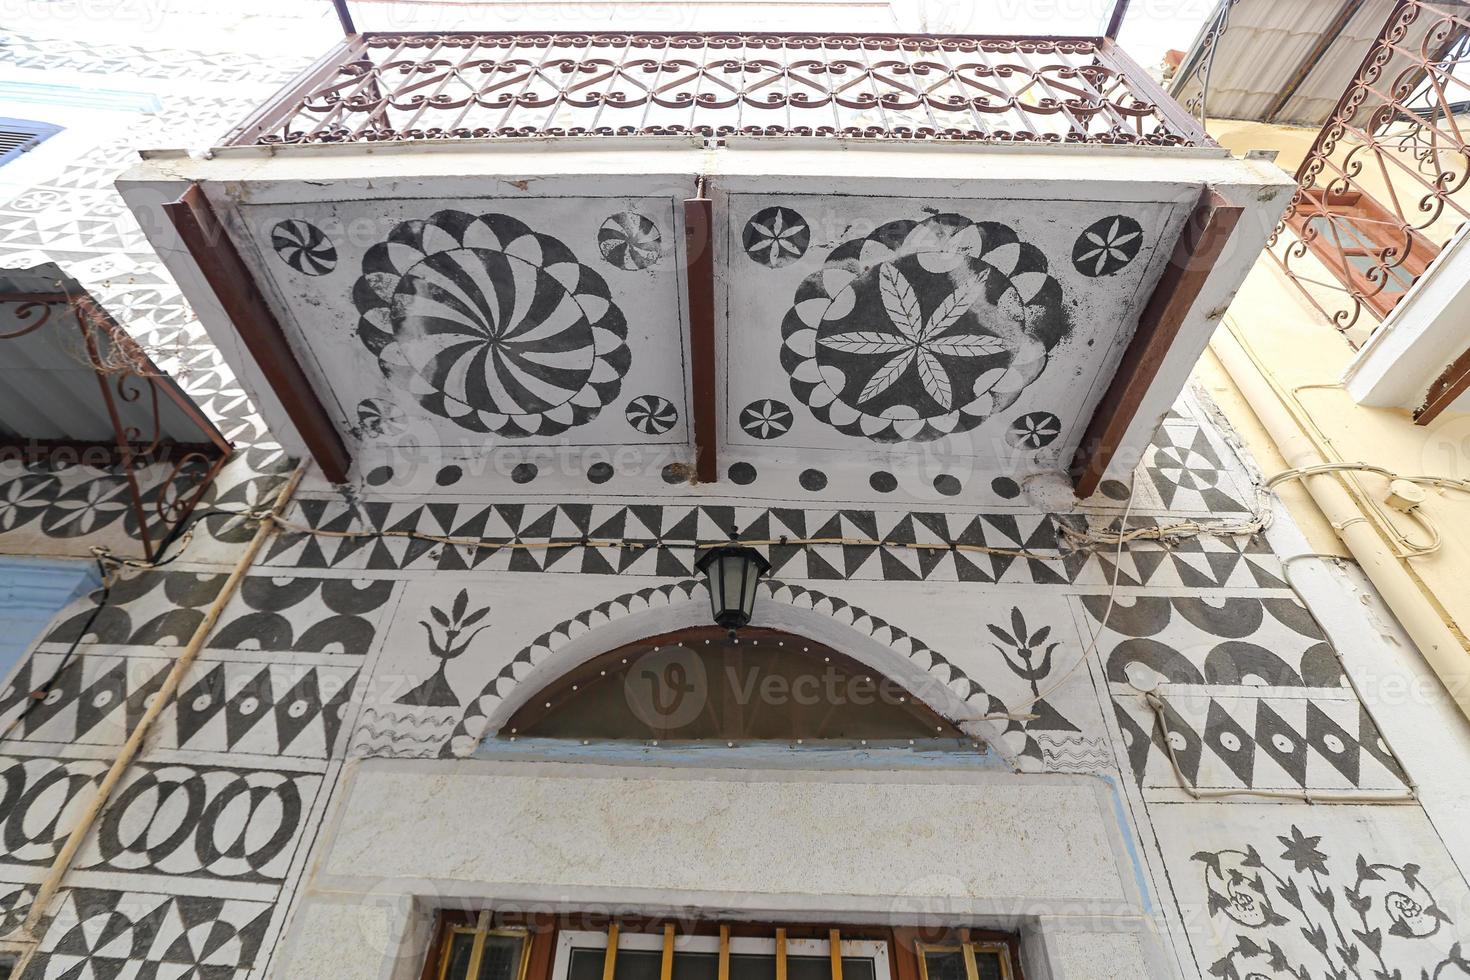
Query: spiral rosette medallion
[
  {"left": 353, "top": 211, "right": 630, "bottom": 438},
  {"left": 778, "top": 214, "right": 1068, "bottom": 443}
]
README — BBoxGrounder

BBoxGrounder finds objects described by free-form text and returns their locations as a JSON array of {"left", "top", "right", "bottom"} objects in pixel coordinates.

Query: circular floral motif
[
  {"left": 779, "top": 214, "right": 1066, "bottom": 443},
  {"left": 744, "top": 207, "right": 810, "bottom": 268},
  {"left": 271, "top": 219, "right": 337, "bottom": 276},
  {"left": 1006, "top": 411, "right": 1062, "bottom": 450},
  {"left": 1073, "top": 215, "right": 1143, "bottom": 277},
  {"left": 597, "top": 211, "right": 662, "bottom": 270},
  {"left": 0, "top": 472, "right": 58, "bottom": 531},
  {"left": 625, "top": 394, "right": 678, "bottom": 435},
  {"left": 739, "top": 399, "right": 794, "bottom": 440},
  {"left": 353, "top": 211, "right": 630, "bottom": 438}
]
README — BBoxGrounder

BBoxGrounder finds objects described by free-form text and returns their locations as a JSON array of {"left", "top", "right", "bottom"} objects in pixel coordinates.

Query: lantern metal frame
[{"left": 694, "top": 543, "right": 771, "bottom": 634}]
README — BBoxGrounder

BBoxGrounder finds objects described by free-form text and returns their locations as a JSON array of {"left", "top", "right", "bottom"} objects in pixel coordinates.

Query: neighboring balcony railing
[
  {"left": 221, "top": 31, "right": 1213, "bottom": 147},
  {"left": 1267, "top": 1, "right": 1470, "bottom": 345}
]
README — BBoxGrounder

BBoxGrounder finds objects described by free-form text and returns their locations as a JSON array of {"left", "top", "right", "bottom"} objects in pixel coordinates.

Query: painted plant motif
[
  {"left": 396, "top": 589, "right": 491, "bottom": 708},
  {"left": 1193, "top": 825, "right": 1463, "bottom": 980},
  {"left": 986, "top": 607, "right": 1077, "bottom": 733},
  {"left": 780, "top": 214, "right": 1067, "bottom": 442},
  {"left": 354, "top": 211, "right": 631, "bottom": 438}
]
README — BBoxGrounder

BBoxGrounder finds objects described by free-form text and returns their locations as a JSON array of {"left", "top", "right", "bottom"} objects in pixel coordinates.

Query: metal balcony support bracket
[
  {"left": 1071, "top": 188, "right": 1244, "bottom": 498},
  {"left": 685, "top": 194, "right": 718, "bottom": 484},
  {"left": 163, "top": 185, "right": 352, "bottom": 484}
]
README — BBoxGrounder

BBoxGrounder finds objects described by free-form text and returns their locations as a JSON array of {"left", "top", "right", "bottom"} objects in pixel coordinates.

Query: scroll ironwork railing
[
  {"left": 222, "top": 32, "right": 1213, "bottom": 147},
  {"left": 1266, "top": 1, "right": 1470, "bottom": 345},
  {"left": 0, "top": 285, "right": 232, "bottom": 561}
]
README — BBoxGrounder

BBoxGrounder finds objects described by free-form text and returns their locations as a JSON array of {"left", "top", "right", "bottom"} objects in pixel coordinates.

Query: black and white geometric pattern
[
  {"left": 269, "top": 219, "right": 336, "bottom": 275},
  {"left": 779, "top": 214, "right": 1067, "bottom": 442},
  {"left": 739, "top": 399, "right": 793, "bottom": 440},
  {"left": 257, "top": 499, "right": 1285, "bottom": 588},
  {"left": 1072, "top": 215, "right": 1144, "bottom": 277},
  {"left": 353, "top": 210, "right": 631, "bottom": 437},
  {"left": 624, "top": 395, "right": 678, "bottom": 435},
  {"left": 596, "top": 211, "right": 661, "bottom": 270},
  {"left": 1147, "top": 424, "right": 1250, "bottom": 512},
  {"left": 41, "top": 572, "right": 390, "bottom": 655},
  {"left": 1081, "top": 595, "right": 1337, "bottom": 688},
  {"left": 0, "top": 757, "right": 319, "bottom": 883},
  {"left": 742, "top": 206, "right": 809, "bottom": 268},
  {"left": 1112, "top": 694, "right": 1408, "bottom": 793},
  {"left": 1005, "top": 411, "right": 1062, "bottom": 450},
  {"left": 0, "top": 654, "right": 359, "bottom": 757},
  {"left": 20, "top": 887, "right": 273, "bottom": 980}
]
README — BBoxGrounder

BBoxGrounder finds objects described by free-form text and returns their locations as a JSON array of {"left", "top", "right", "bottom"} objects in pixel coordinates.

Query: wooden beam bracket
[
  {"left": 164, "top": 184, "right": 352, "bottom": 484},
  {"left": 1070, "top": 187, "right": 1245, "bottom": 497},
  {"left": 685, "top": 193, "right": 719, "bottom": 484}
]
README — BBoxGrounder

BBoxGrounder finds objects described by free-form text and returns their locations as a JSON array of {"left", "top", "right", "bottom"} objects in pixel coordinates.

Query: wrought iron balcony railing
[
  {"left": 222, "top": 31, "right": 1213, "bottom": 147},
  {"left": 1265, "top": 1, "right": 1470, "bottom": 344}
]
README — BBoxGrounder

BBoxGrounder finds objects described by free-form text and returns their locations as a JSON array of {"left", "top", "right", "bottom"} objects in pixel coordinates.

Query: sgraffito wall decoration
[
  {"left": 725, "top": 191, "right": 1192, "bottom": 470},
  {"left": 241, "top": 192, "right": 692, "bottom": 456}
]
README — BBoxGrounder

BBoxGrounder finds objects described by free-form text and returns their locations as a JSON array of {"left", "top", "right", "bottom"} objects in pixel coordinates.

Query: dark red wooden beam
[
  {"left": 164, "top": 184, "right": 352, "bottom": 484},
  {"left": 1417, "top": 344, "right": 1470, "bottom": 425},
  {"left": 1071, "top": 187, "right": 1244, "bottom": 498},
  {"left": 685, "top": 195, "right": 719, "bottom": 484}
]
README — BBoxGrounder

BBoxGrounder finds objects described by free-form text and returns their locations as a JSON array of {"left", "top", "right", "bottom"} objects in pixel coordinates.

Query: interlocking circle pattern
[
  {"left": 270, "top": 219, "right": 337, "bottom": 275},
  {"left": 354, "top": 211, "right": 631, "bottom": 437},
  {"left": 779, "top": 214, "right": 1067, "bottom": 443}
]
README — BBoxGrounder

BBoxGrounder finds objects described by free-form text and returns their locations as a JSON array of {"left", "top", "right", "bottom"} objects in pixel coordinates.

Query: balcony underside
[{"left": 120, "top": 138, "right": 1292, "bottom": 497}]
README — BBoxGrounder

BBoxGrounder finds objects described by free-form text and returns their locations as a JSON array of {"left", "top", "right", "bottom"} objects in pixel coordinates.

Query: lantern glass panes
[{"left": 694, "top": 545, "right": 771, "bottom": 631}]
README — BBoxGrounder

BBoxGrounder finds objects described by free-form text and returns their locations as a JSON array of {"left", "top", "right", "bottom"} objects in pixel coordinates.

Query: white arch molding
[{"left": 444, "top": 579, "right": 1034, "bottom": 765}]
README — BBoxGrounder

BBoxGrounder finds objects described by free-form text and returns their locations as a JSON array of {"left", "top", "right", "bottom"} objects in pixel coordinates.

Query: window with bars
[
  {"left": 422, "top": 916, "right": 1020, "bottom": 980},
  {"left": 1286, "top": 189, "right": 1440, "bottom": 320}
]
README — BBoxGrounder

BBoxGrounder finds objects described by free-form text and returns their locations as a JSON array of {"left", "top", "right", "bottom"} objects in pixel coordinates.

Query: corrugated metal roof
[{"left": 1170, "top": 0, "right": 1456, "bottom": 127}]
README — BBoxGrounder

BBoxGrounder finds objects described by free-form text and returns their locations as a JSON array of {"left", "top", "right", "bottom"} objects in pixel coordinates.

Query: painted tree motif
[
  {"left": 396, "top": 589, "right": 491, "bottom": 708},
  {"left": 1192, "top": 825, "right": 1462, "bottom": 980},
  {"left": 985, "top": 607, "right": 1077, "bottom": 733}
]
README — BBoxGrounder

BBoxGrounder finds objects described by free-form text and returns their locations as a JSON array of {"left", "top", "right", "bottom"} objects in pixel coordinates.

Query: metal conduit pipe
[
  {"left": 17, "top": 461, "right": 308, "bottom": 941},
  {"left": 1209, "top": 327, "right": 1470, "bottom": 722}
]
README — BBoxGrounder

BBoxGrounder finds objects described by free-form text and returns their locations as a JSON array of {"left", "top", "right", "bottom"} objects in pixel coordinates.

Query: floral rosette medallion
[
  {"left": 354, "top": 211, "right": 630, "bottom": 438},
  {"left": 779, "top": 214, "right": 1067, "bottom": 443}
]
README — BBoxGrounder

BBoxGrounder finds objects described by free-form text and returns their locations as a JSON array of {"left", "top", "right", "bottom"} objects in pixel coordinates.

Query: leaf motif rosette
[
  {"left": 354, "top": 211, "right": 630, "bottom": 438},
  {"left": 779, "top": 214, "right": 1066, "bottom": 442}
]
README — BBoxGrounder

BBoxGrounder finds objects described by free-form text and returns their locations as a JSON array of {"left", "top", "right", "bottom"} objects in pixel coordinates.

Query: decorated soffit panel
[
  {"left": 724, "top": 192, "right": 1192, "bottom": 465},
  {"left": 239, "top": 192, "right": 691, "bottom": 454}
]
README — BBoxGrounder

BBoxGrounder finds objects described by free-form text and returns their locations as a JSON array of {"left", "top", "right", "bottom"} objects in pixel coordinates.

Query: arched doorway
[{"left": 504, "top": 626, "right": 972, "bottom": 745}]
